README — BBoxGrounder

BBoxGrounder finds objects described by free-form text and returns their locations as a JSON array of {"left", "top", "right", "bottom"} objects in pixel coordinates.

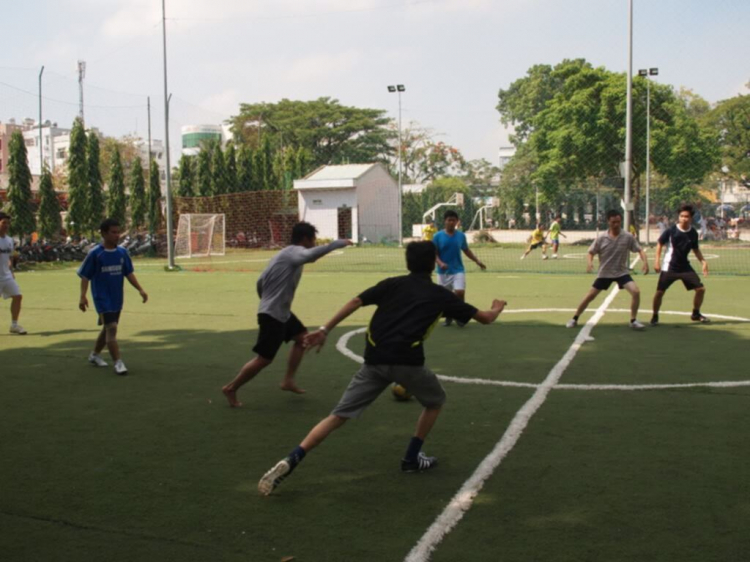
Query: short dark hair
[
  {"left": 100, "top": 218, "right": 120, "bottom": 233},
  {"left": 291, "top": 222, "right": 318, "bottom": 244},
  {"left": 555, "top": 215, "right": 562, "bottom": 220},
  {"left": 678, "top": 204, "right": 695, "bottom": 217},
  {"left": 406, "top": 241, "right": 436, "bottom": 274},
  {"left": 606, "top": 209, "right": 622, "bottom": 220},
  {"left": 443, "top": 210, "right": 459, "bottom": 220}
]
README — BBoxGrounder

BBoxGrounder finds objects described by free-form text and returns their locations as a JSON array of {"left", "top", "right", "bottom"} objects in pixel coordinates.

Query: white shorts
[
  {"left": 0, "top": 278, "right": 21, "bottom": 300},
  {"left": 437, "top": 272, "right": 466, "bottom": 291}
]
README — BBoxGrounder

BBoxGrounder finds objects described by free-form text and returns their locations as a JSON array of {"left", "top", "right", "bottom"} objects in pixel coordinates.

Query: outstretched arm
[
  {"left": 473, "top": 299, "right": 507, "bottom": 324},
  {"left": 304, "top": 297, "right": 363, "bottom": 352},
  {"left": 126, "top": 273, "right": 148, "bottom": 303},
  {"left": 462, "top": 248, "right": 486, "bottom": 270},
  {"left": 291, "top": 239, "right": 352, "bottom": 265}
]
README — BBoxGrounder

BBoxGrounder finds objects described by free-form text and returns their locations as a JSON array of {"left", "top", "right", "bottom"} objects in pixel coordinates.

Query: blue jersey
[
  {"left": 77, "top": 245, "right": 134, "bottom": 313},
  {"left": 433, "top": 230, "right": 468, "bottom": 274}
]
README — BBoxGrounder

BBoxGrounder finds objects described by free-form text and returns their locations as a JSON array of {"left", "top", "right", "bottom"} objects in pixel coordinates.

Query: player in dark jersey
[{"left": 650, "top": 204, "right": 709, "bottom": 325}]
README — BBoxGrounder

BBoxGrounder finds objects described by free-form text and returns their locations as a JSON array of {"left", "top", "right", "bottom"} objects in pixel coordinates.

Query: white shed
[{"left": 293, "top": 163, "right": 399, "bottom": 243}]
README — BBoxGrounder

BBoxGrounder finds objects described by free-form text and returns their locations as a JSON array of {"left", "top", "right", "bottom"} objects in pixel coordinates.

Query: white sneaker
[
  {"left": 520, "top": 255, "right": 526, "bottom": 260},
  {"left": 88, "top": 353, "right": 108, "bottom": 367},
  {"left": 552, "top": 254, "right": 558, "bottom": 259},
  {"left": 542, "top": 255, "right": 549, "bottom": 260},
  {"left": 630, "top": 320, "right": 646, "bottom": 331},
  {"left": 114, "top": 360, "right": 128, "bottom": 375},
  {"left": 566, "top": 319, "right": 577, "bottom": 328},
  {"left": 9, "top": 324, "right": 27, "bottom": 335}
]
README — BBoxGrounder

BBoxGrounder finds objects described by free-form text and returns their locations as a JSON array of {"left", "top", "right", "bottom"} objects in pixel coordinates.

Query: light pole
[
  {"left": 638, "top": 67, "right": 658, "bottom": 245},
  {"left": 624, "top": 0, "right": 634, "bottom": 235},
  {"left": 161, "top": 0, "right": 176, "bottom": 269},
  {"left": 38, "top": 66, "right": 44, "bottom": 174},
  {"left": 388, "top": 84, "right": 405, "bottom": 246}
]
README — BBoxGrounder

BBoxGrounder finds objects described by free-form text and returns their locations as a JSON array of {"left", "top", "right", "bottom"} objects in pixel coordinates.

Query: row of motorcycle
[{"left": 14, "top": 234, "right": 157, "bottom": 265}]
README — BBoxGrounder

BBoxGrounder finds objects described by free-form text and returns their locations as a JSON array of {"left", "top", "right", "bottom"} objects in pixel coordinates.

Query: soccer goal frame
[{"left": 174, "top": 213, "right": 226, "bottom": 258}]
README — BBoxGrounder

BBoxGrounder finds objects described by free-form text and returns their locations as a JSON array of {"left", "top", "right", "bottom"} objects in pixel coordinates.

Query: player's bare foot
[
  {"left": 222, "top": 386, "right": 243, "bottom": 407},
  {"left": 280, "top": 383, "right": 306, "bottom": 394}
]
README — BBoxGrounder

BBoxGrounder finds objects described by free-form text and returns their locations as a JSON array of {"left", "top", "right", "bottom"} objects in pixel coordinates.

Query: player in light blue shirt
[
  {"left": 78, "top": 218, "right": 148, "bottom": 375},
  {"left": 433, "top": 210, "right": 486, "bottom": 327}
]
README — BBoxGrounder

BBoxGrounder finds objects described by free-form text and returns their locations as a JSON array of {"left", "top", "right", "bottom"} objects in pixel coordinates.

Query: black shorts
[
  {"left": 253, "top": 313, "right": 307, "bottom": 361},
  {"left": 530, "top": 241, "right": 546, "bottom": 249},
  {"left": 657, "top": 270, "right": 703, "bottom": 292},
  {"left": 98, "top": 311, "right": 121, "bottom": 326},
  {"left": 593, "top": 275, "right": 634, "bottom": 291}
]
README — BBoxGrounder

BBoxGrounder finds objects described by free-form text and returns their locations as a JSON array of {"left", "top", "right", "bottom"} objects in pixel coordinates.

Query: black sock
[
  {"left": 404, "top": 437, "right": 424, "bottom": 462},
  {"left": 287, "top": 445, "right": 307, "bottom": 469},
  {"left": 573, "top": 315, "right": 579, "bottom": 322},
  {"left": 631, "top": 318, "right": 636, "bottom": 323},
  {"left": 693, "top": 308, "right": 700, "bottom": 316}
]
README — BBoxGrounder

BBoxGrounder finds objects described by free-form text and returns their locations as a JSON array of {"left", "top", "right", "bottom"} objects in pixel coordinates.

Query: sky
[{"left": 1, "top": 0, "right": 748, "bottom": 167}]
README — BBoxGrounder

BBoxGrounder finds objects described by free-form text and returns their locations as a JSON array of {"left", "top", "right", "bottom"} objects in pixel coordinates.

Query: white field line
[
  {"left": 402, "top": 256, "right": 644, "bottom": 562},
  {"left": 556, "top": 381, "right": 750, "bottom": 391}
]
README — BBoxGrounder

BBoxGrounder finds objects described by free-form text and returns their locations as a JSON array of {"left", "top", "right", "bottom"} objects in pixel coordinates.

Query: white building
[
  {"left": 133, "top": 138, "right": 168, "bottom": 187},
  {"left": 498, "top": 145, "right": 515, "bottom": 170},
  {"left": 181, "top": 124, "right": 229, "bottom": 156},
  {"left": 294, "top": 163, "right": 399, "bottom": 243},
  {"left": 22, "top": 122, "right": 71, "bottom": 176}
]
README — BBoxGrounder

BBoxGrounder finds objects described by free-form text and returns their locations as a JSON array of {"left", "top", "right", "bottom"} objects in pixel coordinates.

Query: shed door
[{"left": 338, "top": 207, "right": 352, "bottom": 239}]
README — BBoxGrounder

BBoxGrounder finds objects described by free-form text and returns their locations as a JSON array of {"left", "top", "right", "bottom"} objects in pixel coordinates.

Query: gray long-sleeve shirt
[{"left": 256, "top": 240, "right": 348, "bottom": 322}]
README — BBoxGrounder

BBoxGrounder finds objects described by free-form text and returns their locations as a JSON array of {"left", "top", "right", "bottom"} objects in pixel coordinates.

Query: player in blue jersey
[
  {"left": 78, "top": 218, "right": 148, "bottom": 375},
  {"left": 433, "top": 210, "right": 486, "bottom": 327}
]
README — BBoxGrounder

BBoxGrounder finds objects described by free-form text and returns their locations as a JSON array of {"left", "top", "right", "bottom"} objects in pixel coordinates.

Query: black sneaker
[
  {"left": 258, "top": 459, "right": 292, "bottom": 495},
  {"left": 456, "top": 321, "right": 466, "bottom": 328},
  {"left": 401, "top": 452, "right": 438, "bottom": 472},
  {"left": 443, "top": 318, "right": 453, "bottom": 327},
  {"left": 650, "top": 315, "right": 659, "bottom": 326},
  {"left": 691, "top": 313, "right": 710, "bottom": 324}
]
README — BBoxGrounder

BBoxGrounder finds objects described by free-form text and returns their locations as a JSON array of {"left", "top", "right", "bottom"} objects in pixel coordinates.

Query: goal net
[{"left": 174, "top": 214, "right": 226, "bottom": 258}]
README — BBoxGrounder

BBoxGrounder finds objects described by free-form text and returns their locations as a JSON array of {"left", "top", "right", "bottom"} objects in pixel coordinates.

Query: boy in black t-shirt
[
  {"left": 258, "top": 241, "right": 506, "bottom": 495},
  {"left": 651, "top": 204, "right": 710, "bottom": 325}
]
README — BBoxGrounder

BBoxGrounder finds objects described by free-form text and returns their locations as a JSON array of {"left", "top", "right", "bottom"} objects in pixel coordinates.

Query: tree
[
  {"left": 106, "top": 147, "right": 127, "bottom": 226},
  {"left": 389, "top": 122, "right": 466, "bottom": 184},
  {"left": 224, "top": 144, "right": 239, "bottom": 193},
  {"left": 100, "top": 136, "right": 140, "bottom": 184},
  {"left": 229, "top": 97, "right": 392, "bottom": 168},
  {"left": 294, "top": 146, "right": 312, "bottom": 179},
  {"left": 176, "top": 156, "right": 195, "bottom": 197},
  {"left": 130, "top": 156, "right": 147, "bottom": 231},
  {"left": 66, "top": 118, "right": 88, "bottom": 236},
  {"left": 703, "top": 94, "right": 750, "bottom": 186},
  {"left": 86, "top": 133, "right": 106, "bottom": 235},
  {"left": 197, "top": 148, "right": 213, "bottom": 196},
  {"left": 463, "top": 158, "right": 501, "bottom": 187},
  {"left": 37, "top": 165, "right": 62, "bottom": 240},
  {"left": 255, "top": 135, "right": 275, "bottom": 190},
  {"left": 236, "top": 145, "right": 254, "bottom": 192},
  {"left": 211, "top": 142, "right": 228, "bottom": 195},
  {"left": 148, "top": 159, "right": 161, "bottom": 234},
  {"left": 5, "top": 131, "right": 36, "bottom": 238}
]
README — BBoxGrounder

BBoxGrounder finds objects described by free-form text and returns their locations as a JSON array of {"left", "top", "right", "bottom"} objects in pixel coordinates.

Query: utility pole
[
  {"left": 161, "top": 0, "right": 176, "bottom": 269},
  {"left": 38, "top": 66, "right": 44, "bottom": 174},
  {"left": 623, "top": 0, "right": 635, "bottom": 235},
  {"left": 77, "top": 60, "right": 86, "bottom": 126},
  {"left": 147, "top": 96, "right": 152, "bottom": 179},
  {"left": 639, "top": 67, "right": 659, "bottom": 245}
]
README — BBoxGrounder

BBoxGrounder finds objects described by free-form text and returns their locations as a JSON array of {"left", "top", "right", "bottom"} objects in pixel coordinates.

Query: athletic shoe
[
  {"left": 88, "top": 353, "right": 108, "bottom": 367},
  {"left": 258, "top": 459, "right": 292, "bottom": 495},
  {"left": 650, "top": 315, "right": 659, "bottom": 326},
  {"left": 630, "top": 320, "right": 646, "bottom": 331},
  {"left": 542, "top": 255, "right": 549, "bottom": 260},
  {"left": 9, "top": 324, "right": 27, "bottom": 335},
  {"left": 565, "top": 319, "right": 577, "bottom": 328},
  {"left": 443, "top": 318, "right": 453, "bottom": 327},
  {"left": 520, "top": 255, "right": 526, "bottom": 260},
  {"left": 114, "top": 360, "right": 128, "bottom": 376},
  {"left": 691, "top": 313, "right": 710, "bottom": 324},
  {"left": 401, "top": 452, "right": 438, "bottom": 473},
  {"left": 552, "top": 254, "right": 558, "bottom": 259},
  {"left": 456, "top": 321, "right": 466, "bottom": 328}
]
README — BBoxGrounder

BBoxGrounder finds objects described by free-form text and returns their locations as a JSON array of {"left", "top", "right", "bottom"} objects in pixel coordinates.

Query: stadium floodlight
[
  {"left": 388, "top": 84, "right": 406, "bottom": 246},
  {"left": 639, "top": 66, "right": 659, "bottom": 245}
]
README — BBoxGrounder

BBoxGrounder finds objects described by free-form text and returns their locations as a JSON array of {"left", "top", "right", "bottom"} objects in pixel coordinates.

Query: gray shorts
[{"left": 331, "top": 364, "right": 446, "bottom": 419}]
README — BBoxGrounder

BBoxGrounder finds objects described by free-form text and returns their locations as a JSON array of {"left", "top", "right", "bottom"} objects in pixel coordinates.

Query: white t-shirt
[{"left": 0, "top": 235, "right": 14, "bottom": 280}]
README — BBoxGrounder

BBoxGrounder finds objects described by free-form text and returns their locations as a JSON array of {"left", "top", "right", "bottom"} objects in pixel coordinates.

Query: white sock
[{"left": 11, "top": 320, "right": 18, "bottom": 327}]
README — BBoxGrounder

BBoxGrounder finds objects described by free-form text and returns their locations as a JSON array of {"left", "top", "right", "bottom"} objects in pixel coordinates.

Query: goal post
[{"left": 174, "top": 213, "right": 226, "bottom": 258}]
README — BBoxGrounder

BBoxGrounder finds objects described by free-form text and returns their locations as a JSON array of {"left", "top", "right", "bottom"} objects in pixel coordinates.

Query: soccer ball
[{"left": 391, "top": 383, "right": 413, "bottom": 401}]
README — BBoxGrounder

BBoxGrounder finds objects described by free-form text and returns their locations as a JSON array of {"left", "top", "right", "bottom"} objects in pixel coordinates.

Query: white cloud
[
  {"left": 285, "top": 51, "right": 361, "bottom": 82},
  {"left": 200, "top": 88, "right": 241, "bottom": 116}
]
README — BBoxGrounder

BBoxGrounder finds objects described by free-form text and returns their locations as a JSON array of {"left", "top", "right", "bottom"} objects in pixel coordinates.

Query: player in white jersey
[{"left": 0, "top": 212, "right": 27, "bottom": 334}]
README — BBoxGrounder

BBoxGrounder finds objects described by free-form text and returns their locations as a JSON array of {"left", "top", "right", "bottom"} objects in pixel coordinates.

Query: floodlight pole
[
  {"left": 535, "top": 184, "right": 539, "bottom": 223},
  {"left": 624, "top": 0, "right": 634, "bottom": 235},
  {"left": 162, "top": 0, "right": 175, "bottom": 269},
  {"left": 38, "top": 66, "right": 44, "bottom": 174},
  {"left": 645, "top": 74, "right": 651, "bottom": 245},
  {"left": 388, "top": 85, "right": 405, "bottom": 246}
]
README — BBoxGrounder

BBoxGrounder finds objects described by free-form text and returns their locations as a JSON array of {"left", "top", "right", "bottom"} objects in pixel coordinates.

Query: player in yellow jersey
[
  {"left": 546, "top": 215, "right": 566, "bottom": 259},
  {"left": 422, "top": 221, "right": 437, "bottom": 241},
  {"left": 520, "top": 223, "right": 549, "bottom": 260}
]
